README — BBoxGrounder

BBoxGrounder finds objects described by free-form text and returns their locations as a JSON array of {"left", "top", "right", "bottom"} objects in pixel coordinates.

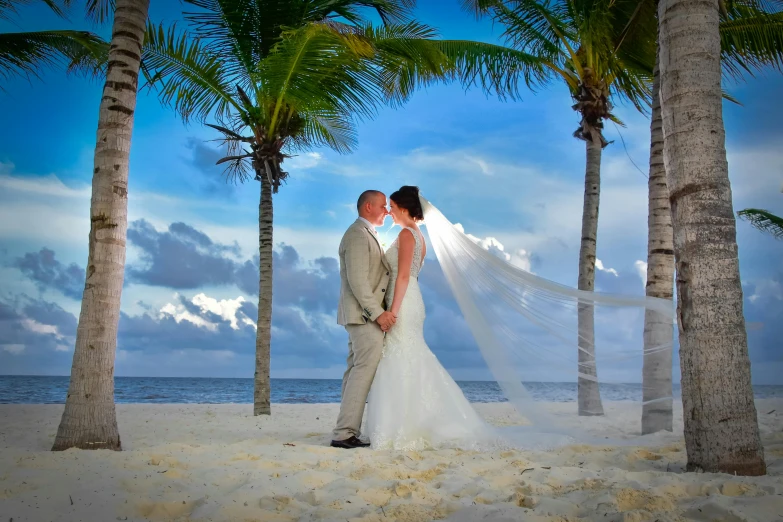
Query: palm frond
[
  {"left": 738, "top": 208, "right": 783, "bottom": 238},
  {"left": 260, "top": 22, "right": 385, "bottom": 136},
  {"left": 287, "top": 111, "right": 358, "bottom": 154},
  {"left": 720, "top": 10, "right": 783, "bottom": 80},
  {"left": 435, "top": 39, "right": 548, "bottom": 100},
  {"left": 85, "top": 0, "right": 114, "bottom": 24},
  {"left": 460, "top": 0, "right": 502, "bottom": 18},
  {"left": 0, "top": 29, "right": 107, "bottom": 82},
  {"left": 722, "top": 88, "right": 743, "bottom": 104},
  {"left": 493, "top": 0, "right": 573, "bottom": 67},
  {"left": 183, "top": 0, "right": 264, "bottom": 83},
  {"left": 142, "top": 22, "right": 239, "bottom": 123},
  {"left": 350, "top": 21, "right": 450, "bottom": 104},
  {"left": 307, "top": 0, "right": 414, "bottom": 25},
  {"left": 1, "top": 0, "right": 72, "bottom": 21}
]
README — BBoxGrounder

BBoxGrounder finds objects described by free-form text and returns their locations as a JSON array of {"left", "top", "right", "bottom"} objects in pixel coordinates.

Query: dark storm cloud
[
  {"left": 126, "top": 219, "right": 240, "bottom": 289},
  {"left": 11, "top": 248, "right": 84, "bottom": 299},
  {"left": 184, "top": 137, "right": 239, "bottom": 198}
]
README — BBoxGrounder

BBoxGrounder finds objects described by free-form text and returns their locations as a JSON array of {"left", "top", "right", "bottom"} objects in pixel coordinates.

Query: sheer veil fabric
[{"left": 415, "top": 194, "right": 677, "bottom": 448}]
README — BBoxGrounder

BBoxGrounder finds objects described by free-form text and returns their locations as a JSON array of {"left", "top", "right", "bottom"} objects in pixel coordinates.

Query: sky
[{"left": 0, "top": 1, "right": 781, "bottom": 383}]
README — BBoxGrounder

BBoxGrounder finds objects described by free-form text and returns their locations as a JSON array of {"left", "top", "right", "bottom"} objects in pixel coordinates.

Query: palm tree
[
  {"left": 142, "top": 0, "right": 541, "bottom": 416},
  {"left": 52, "top": 0, "right": 151, "bottom": 451},
  {"left": 642, "top": 0, "right": 783, "bottom": 434},
  {"left": 738, "top": 208, "right": 783, "bottom": 238},
  {"left": 466, "top": 0, "right": 657, "bottom": 416},
  {"left": 658, "top": 0, "right": 766, "bottom": 475},
  {"left": 0, "top": 0, "right": 106, "bottom": 82}
]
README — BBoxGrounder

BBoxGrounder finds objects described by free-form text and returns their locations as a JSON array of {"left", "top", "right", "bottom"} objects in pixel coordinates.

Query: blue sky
[{"left": 1, "top": 1, "right": 781, "bottom": 383}]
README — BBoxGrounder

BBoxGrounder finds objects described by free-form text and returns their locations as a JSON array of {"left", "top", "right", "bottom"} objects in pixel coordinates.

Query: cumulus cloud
[
  {"left": 634, "top": 260, "right": 648, "bottom": 288},
  {"left": 159, "top": 293, "right": 255, "bottom": 331},
  {"left": 595, "top": 259, "right": 619, "bottom": 277},
  {"left": 453, "top": 223, "right": 534, "bottom": 272}
]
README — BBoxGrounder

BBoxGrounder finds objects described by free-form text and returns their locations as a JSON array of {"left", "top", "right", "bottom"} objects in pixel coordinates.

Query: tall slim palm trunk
[
  {"left": 642, "top": 57, "right": 674, "bottom": 434},
  {"left": 577, "top": 138, "right": 604, "bottom": 416},
  {"left": 52, "top": 0, "right": 150, "bottom": 451},
  {"left": 658, "top": 0, "right": 765, "bottom": 474},
  {"left": 254, "top": 174, "right": 273, "bottom": 415}
]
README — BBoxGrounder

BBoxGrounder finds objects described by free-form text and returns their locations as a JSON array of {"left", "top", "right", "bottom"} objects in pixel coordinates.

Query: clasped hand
[{"left": 376, "top": 311, "right": 396, "bottom": 332}]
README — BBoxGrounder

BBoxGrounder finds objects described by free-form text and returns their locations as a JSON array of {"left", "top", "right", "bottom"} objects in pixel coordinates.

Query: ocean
[{"left": 1, "top": 376, "right": 782, "bottom": 404}]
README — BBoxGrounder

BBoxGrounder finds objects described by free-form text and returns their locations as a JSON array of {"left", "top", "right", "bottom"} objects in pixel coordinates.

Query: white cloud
[
  {"left": 198, "top": 223, "right": 342, "bottom": 262},
  {"left": 0, "top": 174, "right": 91, "bottom": 253},
  {"left": 465, "top": 155, "right": 492, "bottom": 176},
  {"left": 159, "top": 292, "right": 255, "bottom": 331},
  {"left": 595, "top": 259, "right": 619, "bottom": 277},
  {"left": 2, "top": 344, "right": 24, "bottom": 355},
  {"left": 191, "top": 293, "right": 254, "bottom": 329},
  {"left": 634, "top": 260, "right": 648, "bottom": 288},
  {"left": 453, "top": 223, "right": 533, "bottom": 272},
  {"left": 22, "top": 318, "right": 60, "bottom": 336},
  {"left": 287, "top": 152, "right": 322, "bottom": 170},
  {"left": 748, "top": 279, "right": 783, "bottom": 303}
]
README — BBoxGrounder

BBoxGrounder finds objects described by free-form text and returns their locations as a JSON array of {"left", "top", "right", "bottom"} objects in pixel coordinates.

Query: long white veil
[{"left": 418, "top": 195, "right": 677, "bottom": 447}]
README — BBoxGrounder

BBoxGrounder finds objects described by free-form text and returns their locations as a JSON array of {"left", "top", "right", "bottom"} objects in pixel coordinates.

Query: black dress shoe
[{"left": 330, "top": 436, "right": 371, "bottom": 449}]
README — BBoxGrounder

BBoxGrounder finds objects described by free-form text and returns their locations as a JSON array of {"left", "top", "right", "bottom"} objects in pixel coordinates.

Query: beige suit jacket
[{"left": 337, "top": 219, "right": 391, "bottom": 325}]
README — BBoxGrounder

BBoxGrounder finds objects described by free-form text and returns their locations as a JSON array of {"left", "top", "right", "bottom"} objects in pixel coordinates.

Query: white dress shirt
[{"left": 358, "top": 217, "right": 376, "bottom": 234}]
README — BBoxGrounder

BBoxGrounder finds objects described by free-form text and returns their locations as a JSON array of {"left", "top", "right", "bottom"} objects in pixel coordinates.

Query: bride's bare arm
[{"left": 389, "top": 229, "right": 415, "bottom": 317}]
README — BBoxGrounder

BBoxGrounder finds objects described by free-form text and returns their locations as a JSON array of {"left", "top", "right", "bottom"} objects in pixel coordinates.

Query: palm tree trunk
[
  {"left": 642, "top": 56, "right": 674, "bottom": 434},
  {"left": 52, "top": 0, "right": 150, "bottom": 452},
  {"left": 254, "top": 173, "right": 273, "bottom": 416},
  {"left": 577, "top": 138, "right": 604, "bottom": 416},
  {"left": 658, "top": 0, "right": 765, "bottom": 474}
]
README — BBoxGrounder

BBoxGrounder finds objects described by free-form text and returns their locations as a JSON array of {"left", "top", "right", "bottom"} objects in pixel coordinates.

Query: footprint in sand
[
  {"left": 147, "top": 455, "right": 188, "bottom": 469},
  {"left": 614, "top": 488, "right": 675, "bottom": 512},
  {"left": 258, "top": 494, "right": 295, "bottom": 512},
  {"left": 628, "top": 449, "right": 663, "bottom": 462},
  {"left": 683, "top": 501, "right": 746, "bottom": 522},
  {"left": 135, "top": 499, "right": 201, "bottom": 521},
  {"left": 719, "top": 482, "right": 763, "bottom": 497}
]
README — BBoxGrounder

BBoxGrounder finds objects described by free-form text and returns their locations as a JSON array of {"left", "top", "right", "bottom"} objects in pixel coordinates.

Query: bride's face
[{"left": 389, "top": 200, "right": 407, "bottom": 225}]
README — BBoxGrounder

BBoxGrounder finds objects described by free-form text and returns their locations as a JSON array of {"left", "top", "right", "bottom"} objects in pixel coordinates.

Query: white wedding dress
[{"left": 365, "top": 227, "right": 505, "bottom": 451}]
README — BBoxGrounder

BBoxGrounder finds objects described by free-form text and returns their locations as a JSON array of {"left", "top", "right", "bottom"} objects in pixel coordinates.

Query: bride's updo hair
[{"left": 390, "top": 185, "right": 424, "bottom": 221}]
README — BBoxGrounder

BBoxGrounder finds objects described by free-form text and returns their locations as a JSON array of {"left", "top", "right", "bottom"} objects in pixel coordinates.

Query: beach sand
[{"left": 1, "top": 400, "right": 781, "bottom": 521}]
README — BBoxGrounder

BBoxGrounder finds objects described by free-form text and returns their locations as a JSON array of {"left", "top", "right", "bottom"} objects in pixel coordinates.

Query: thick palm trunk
[
  {"left": 254, "top": 174, "right": 273, "bottom": 416},
  {"left": 658, "top": 0, "right": 765, "bottom": 474},
  {"left": 52, "top": 0, "right": 150, "bottom": 452},
  {"left": 642, "top": 57, "right": 674, "bottom": 434},
  {"left": 577, "top": 138, "right": 604, "bottom": 416}
]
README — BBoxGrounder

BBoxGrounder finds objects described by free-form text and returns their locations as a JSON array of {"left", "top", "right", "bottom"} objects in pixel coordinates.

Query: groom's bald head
[
  {"left": 357, "top": 190, "right": 384, "bottom": 212},
  {"left": 357, "top": 190, "right": 387, "bottom": 227}
]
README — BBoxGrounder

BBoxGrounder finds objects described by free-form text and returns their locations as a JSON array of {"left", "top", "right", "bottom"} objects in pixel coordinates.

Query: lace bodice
[
  {"left": 382, "top": 226, "right": 426, "bottom": 342},
  {"left": 384, "top": 227, "right": 424, "bottom": 306}
]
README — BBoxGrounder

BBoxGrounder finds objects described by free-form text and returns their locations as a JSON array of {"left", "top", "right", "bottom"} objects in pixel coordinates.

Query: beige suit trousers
[{"left": 332, "top": 321, "right": 385, "bottom": 441}]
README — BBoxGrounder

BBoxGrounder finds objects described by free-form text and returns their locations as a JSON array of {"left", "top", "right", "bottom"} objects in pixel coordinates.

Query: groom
[{"left": 331, "top": 190, "right": 395, "bottom": 449}]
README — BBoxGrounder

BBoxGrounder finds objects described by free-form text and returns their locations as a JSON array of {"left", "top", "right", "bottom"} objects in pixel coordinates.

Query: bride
[
  {"left": 365, "top": 186, "right": 505, "bottom": 450},
  {"left": 363, "top": 185, "right": 675, "bottom": 451}
]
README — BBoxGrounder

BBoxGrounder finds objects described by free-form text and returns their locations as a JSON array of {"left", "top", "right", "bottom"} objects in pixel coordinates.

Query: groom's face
[{"left": 367, "top": 194, "right": 388, "bottom": 227}]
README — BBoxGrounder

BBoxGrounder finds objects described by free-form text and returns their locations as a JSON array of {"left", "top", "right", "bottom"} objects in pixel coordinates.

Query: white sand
[{"left": 1, "top": 400, "right": 781, "bottom": 522}]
